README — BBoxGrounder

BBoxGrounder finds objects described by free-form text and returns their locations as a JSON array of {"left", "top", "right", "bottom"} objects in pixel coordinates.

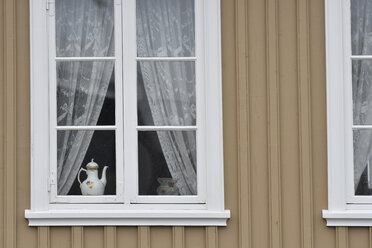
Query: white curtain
[
  {"left": 352, "top": 0, "right": 372, "bottom": 190},
  {"left": 56, "top": 0, "right": 114, "bottom": 195},
  {"left": 137, "top": 0, "right": 197, "bottom": 195}
]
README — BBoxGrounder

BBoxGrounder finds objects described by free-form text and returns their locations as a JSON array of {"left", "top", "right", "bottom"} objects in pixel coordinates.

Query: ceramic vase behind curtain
[{"left": 137, "top": 0, "right": 197, "bottom": 195}]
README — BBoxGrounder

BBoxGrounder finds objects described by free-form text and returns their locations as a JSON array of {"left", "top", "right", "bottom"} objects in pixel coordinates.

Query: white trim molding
[
  {"left": 323, "top": 210, "right": 372, "bottom": 226},
  {"left": 26, "top": 0, "right": 230, "bottom": 226},
  {"left": 323, "top": 0, "right": 372, "bottom": 226},
  {"left": 25, "top": 210, "right": 230, "bottom": 226}
]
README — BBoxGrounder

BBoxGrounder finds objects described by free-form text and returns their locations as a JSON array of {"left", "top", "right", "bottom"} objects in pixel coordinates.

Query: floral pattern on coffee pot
[{"left": 78, "top": 159, "right": 108, "bottom": 195}]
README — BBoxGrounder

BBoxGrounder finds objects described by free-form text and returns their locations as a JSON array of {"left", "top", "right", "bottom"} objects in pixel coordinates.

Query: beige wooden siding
[{"left": 1, "top": 0, "right": 366, "bottom": 247}]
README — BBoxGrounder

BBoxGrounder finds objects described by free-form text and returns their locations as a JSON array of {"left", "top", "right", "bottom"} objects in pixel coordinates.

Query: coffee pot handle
[{"left": 78, "top": 168, "right": 87, "bottom": 185}]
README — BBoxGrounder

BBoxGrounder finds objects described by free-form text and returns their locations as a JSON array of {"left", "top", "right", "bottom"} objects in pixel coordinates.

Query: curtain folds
[
  {"left": 137, "top": 0, "right": 197, "bottom": 195},
  {"left": 56, "top": 0, "right": 114, "bottom": 195},
  {"left": 352, "top": 0, "right": 372, "bottom": 190}
]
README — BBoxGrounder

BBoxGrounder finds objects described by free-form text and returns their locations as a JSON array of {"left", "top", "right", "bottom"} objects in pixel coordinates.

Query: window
[
  {"left": 25, "top": 0, "right": 230, "bottom": 226},
  {"left": 323, "top": 0, "right": 372, "bottom": 226}
]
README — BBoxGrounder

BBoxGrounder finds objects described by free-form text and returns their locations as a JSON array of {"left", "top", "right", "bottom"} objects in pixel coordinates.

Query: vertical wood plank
[
  {"left": 0, "top": 0, "right": 4, "bottom": 247},
  {"left": 297, "top": 0, "right": 313, "bottom": 248},
  {"left": 235, "top": 0, "right": 250, "bottom": 246},
  {"left": 50, "top": 227, "right": 71, "bottom": 248},
  {"left": 349, "top": 228, "right": 369, "bottom": 248},
  {"left": 246, "top": 0, "right": 270, "bottom": 247},
  {"left": 336, "top": 227, "right": 348, "bottom": 248},
  {"left": 104, "top": 227, "right": 116, "bottom": 248},
  {"left": 266, "top": 0, "right": 281, "bottom": 247},
  {"left": 218, "top": 0, "right": 240, "bottom": 246},
  {"left": 206, "top": 227, "right": 218, "bottom": 248},
  {"left": 84, "top": 227, "right": 104, "bottom": 248},
  {"left": 72, "top": 227, "right": 84, "bottom": 248},
  {"left": 173, "top": 227, "right": 184, "bottom": 248},
  {"left": 138, "top": 226, "right": 150, "bottom": 248},
  {"left": 3, "top": 0, "right": 17, "bottom": 247},
  {"left": 185, "top": 227, "right": 205, "bottom": 248},
  {"left": 116, "top": 227, "right": 138, "bottom": 248},
  {"left": 15, "top": 0, "right": 36, "bottom": 246},
  {"left": 309, "top": 0, "right": 336, "bottom": 247},
  {"left": 278, "top": 0, "right": 301, "bottom": 247},
  {"left": 150, "top": 227, "right": 172, "bottom": 248},
  {"left": 38, "top": 227, "right": 50, "bottom": 248}
]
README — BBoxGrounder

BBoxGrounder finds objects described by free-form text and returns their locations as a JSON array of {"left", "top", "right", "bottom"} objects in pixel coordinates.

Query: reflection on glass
[
  {"left": 138, "top": 131, "right": 197, "bottom": 195},
  {"left": 136, "top": 0, "right": 195, "bottom": 57},
  {"left": 137, "top": 62, "right": 196, "bottom": 126},
  {"left": 55, "top": 0, "right": 115, "bottom": 57},
  {"left": 57, "top": 61, "right": 115, "bottom": 126},
  {"left": 57, "top": 130, "right": 116, "bottom": 195}
]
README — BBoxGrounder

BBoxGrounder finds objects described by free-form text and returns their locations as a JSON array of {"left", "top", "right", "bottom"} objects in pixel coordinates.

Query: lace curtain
[
  {"left": 137, "top": 0, "right": 197, "bottom": 195},
  {"left": 352, "top": 0, "right": 372, "bottom": 190},
  {"left": 56, "top": 0, "right": 114, "bottom": 195}
]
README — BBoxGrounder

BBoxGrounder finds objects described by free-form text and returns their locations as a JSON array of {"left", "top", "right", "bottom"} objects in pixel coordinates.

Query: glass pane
[
  {"left": 55, "top": 0, "right": 115, "bottom": 57},
  {"left": 353, "top": 129, "right": 372, "bottom": 195},
  {"left": 137, "top": 62, "right": 196, "bottom": 126},
  {"left": 57, "top": 61, "right": 115, "bottom": 126},
  {"left": 352, "top": 60, "right": 372, "bottom": 125},
  {"left": 138, "top": 131, "right": 197, "bottom": 195},
  {"left": 136, "top": 0, "right": 195, "bottom": 57},
  {"left": 351, "top": 0, "right": 372, "bottom": 55},
  {"left": 57, "top": 130, "right": 116, "bottom": 195}
]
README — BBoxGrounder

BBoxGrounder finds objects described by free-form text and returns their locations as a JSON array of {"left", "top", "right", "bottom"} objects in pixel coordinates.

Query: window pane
[
  {"left": 57, "top": 61, "right": 115, "bottom": 126},
  {"left": 351, "top": 0, "right": 372, "bottom": 55},
  {"left": 55, "top": 0, "right": 115, "bottom": 57},
  {"left": 57, "top": 130, "right": 116, "bottom": 195},
  {"left": 137, "top": 62, "right": 196, "bottom": 126},
  {"left": 354, "top": 129, "right": 372, "bottom": 195},
  {"left": 352, "top": 60, "right": 372, "bottom": 125},
  {"left": 136, "top": 0, "right": 195, "bottom": 57},
  {"left": 138, "top": 131, "right": 197, "bottom": 195}
]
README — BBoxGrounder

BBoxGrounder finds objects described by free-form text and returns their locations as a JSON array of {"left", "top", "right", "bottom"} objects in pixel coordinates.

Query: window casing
[
  {"left": 323, "top": 0, "right": 372, "bottom": 226},
  {"left": 25, "top": 0, "right": 230, "bottom": 226}
]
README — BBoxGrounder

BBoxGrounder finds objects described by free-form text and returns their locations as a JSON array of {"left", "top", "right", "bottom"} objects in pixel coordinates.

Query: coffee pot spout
[{"left": 100, "top": 166, "right": 109, "bottom": 186}]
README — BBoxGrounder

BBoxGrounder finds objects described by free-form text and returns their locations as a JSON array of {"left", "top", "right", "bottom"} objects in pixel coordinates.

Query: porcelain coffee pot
[{"left": 78, "top": 159, "right": 108, "bottom": 195}]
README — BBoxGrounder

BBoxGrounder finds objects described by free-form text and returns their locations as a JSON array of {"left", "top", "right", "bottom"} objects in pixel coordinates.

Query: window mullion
[
  {"left": 195, "top": 0, "right": 206, "bottom": 203},
  {"left": 114, "top": 0, "right": 124, "bottom": 203},
  {"left": 122, "top": 0, "right": 138, "bottom": 205}
]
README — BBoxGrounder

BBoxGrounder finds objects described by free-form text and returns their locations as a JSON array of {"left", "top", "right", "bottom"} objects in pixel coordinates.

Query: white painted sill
[
  {"left": 25, "top": 209, "right": 231, "bottom": 226},
  {"left": 322, "top": 210, "right": 372, "bottom": 226}
]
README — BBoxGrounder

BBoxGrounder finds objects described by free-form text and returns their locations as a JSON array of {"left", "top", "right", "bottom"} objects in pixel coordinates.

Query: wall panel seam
[
  {"left": 296, "top": 0, "right": 314, "bottom": 248},
  {"left": 72, "top": 226, "right": 84, "bottom": 248},
  {"left": 235, "top": 0, "right": 251, "bottom": 246},
  {"left": 266, "top": 0, "right": 282, "bottom": 247},
  {"left": 336, "top": 227, "right": 348, "bottom": 248},
  {"left": 138, "top": 226, "right": 150, "bottom": 248},
  {"left": 172, "top": 226, "right": 184, "bottom": 248},
  {"left": 38, "top": 227, "right": 50, "bottom": 248},
  {"left": 206, "top": 226, "right": 218, "bottom": 248},
  {"left": 104, "top": 226, "right": 116, "bottom": 248},
  {"left": 3, "top": 0, "right": 17, "bottom": 247}
]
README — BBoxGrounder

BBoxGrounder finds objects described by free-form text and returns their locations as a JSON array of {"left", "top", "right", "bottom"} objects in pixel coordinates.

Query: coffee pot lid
[{"left": 86, "top": 159, "right": 99, "bottom": 169}]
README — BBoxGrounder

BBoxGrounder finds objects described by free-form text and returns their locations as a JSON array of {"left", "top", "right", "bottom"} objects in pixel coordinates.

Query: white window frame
[
  {"left": 48, "top": 0, "right": 125, "bottom": 205},
  {"left": 323, "top": 0, "right": 372, "bottom": 226},
  {"left": 25, "top": 0, "right": 230, "bottom": 226}
]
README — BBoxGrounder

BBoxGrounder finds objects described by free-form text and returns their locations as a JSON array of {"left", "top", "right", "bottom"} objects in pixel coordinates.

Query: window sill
[
  {"left": 25, "top": 209, "right": 231, "bottom": 226},
  {"left": 323, "top": 210, "right": 372, "bottom": 226}
]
